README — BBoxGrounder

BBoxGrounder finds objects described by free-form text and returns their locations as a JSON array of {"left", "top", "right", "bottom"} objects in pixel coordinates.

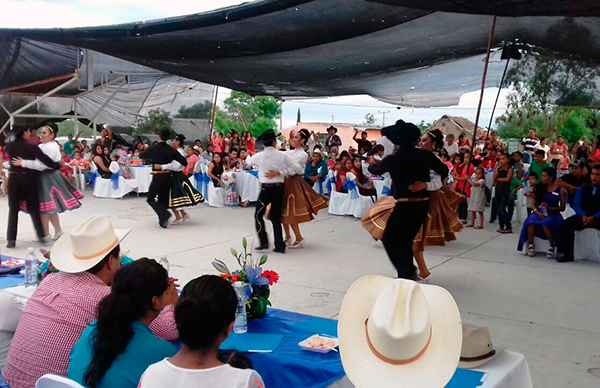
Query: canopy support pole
[
  {"left": 468, "top": 15, "right": 497, "bottom": 160},
  {"left": 74, "top": 97, "right": 79, "bottom": 136},
  {"left": 487, "top": 57, "right": 511, "bottom": 132},
  {"left": 210, "top": 86, "right": 219, "bottom": 136},
  {"left": 88, "top": 77, "right": 127, "bottom": 122},
  {"left": 10, "top": 76, "right": 77, "bottom": 117}
]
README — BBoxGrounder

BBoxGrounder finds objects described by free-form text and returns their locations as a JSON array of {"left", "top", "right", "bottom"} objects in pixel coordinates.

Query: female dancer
[
  {"left": 277, "top": 129, "right": 328, "bottom": 248},
  {"left": 12, "top": 124, "right": 82, "bottom": 240},
  {"left": 368, "top": 120, "right": 449, "bottom": 280},
  {"left": 412, "top": 129, "right": 464, "bottom": 281}
]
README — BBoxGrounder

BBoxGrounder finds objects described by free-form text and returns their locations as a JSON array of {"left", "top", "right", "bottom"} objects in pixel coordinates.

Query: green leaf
[
  {"left": 259, "top": 255, "right": 268, "bottom": 266},
  {"left": 230, "top": 248, "right": 238, "bottom": 258},
  {"left": 242, "top": 237, "right": 247, "bottom": 249}
]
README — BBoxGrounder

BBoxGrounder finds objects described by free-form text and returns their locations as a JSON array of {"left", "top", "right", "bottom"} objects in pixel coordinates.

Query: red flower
[{"left": 261, "top": 270, "right": 279, "bottom": 285}]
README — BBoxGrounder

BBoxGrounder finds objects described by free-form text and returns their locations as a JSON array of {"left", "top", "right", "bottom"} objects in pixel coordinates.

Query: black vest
[{"left": 581, "top": 184, "right": 600, "bottom": 216}]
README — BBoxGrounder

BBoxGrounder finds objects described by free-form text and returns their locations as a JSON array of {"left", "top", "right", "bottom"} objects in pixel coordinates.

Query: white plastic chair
[
  {"left": 36, "top": 374, "right": 84, "bottom": 388},
  {"left": 70, "top": 165, "right": 86, "bottom": 192}
]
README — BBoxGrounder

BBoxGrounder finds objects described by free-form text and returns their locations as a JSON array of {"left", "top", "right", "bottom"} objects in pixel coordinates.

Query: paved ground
[{"left": 1, "top": 192, "right": 599, "bottom": 387}]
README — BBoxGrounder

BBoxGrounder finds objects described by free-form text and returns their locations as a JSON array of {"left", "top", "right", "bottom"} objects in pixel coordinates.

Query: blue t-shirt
[{"left": 68, "top": 320, "right": 177, "bottom": 388}]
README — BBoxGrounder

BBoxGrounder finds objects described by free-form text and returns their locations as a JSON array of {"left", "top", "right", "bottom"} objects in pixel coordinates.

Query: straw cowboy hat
[
  {"left": 339, "top": 276, "right": 462, "bottom": 388},
  {"left": 312, "top": 149, "right": 326, "bottom": 159},
  {"left": 458, "top": 324, "right": 504, "bottom": 369},
  {"left": 51, "top": 215, "right": 131, "bottom": 273}
]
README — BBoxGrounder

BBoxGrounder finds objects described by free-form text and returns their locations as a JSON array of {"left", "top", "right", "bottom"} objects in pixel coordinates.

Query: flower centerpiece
[{"left": 212, "top": 237, "right": 279, "bottom": 320}]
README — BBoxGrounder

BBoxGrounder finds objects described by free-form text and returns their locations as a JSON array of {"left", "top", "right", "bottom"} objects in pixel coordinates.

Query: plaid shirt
[{"left": 4, "top": 272, "right": 178, "bottom": 388}]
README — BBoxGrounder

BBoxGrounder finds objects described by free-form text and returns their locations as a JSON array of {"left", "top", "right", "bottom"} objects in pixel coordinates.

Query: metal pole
[
  {"left": 487, "top": 57, "right": 511, "bottom": 132},
  {"left": 73, "top": 98, "right": 79, "bottom": 137},
  {"left": 280, "top": 100, "right": 283, "bottom": 131},
  {"left": 468, "top": 15, "right": 497, "bottom": 159},
  {"left": 210, "top": 86, "right": 219, "bottom": 136}
]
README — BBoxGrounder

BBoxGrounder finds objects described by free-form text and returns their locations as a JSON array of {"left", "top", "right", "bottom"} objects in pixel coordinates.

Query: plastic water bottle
[
  {"left": 158, "top": 255, "right": 169, "bottom": 273},
  {"left": 232, "top": 282, "right": 248, "bottom": 334},
  {"left": 24, "top": 248, "right": 38, "bottom": 288}
]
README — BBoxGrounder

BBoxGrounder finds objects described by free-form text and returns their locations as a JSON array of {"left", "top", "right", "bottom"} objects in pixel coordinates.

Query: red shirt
[
  {"left": 4, "top": 272, "right": 177, "bottom": 388},
  {"left": 481, "top": 157, "right": 497, "bottom": 171}
]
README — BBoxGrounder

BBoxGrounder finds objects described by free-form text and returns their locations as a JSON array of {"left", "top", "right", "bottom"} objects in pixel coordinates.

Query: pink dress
[{"left": 212, "top": 138, "right": 224, "bottom": 153}]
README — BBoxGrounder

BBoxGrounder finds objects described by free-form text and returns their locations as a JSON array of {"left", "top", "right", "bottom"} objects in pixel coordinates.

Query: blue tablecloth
[
  {"left": 0, "top": 254, "right": 25, "bottom": 289},
  {"left": 242, "top": 309, "right": 344, "bottom": 388}
]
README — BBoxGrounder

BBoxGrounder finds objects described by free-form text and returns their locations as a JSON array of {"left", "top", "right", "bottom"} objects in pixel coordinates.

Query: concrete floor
[{"left": 1, "top": 192, "right": 599, "bottom": 387}]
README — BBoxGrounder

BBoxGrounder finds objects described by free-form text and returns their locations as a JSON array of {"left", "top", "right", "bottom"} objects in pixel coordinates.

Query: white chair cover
[
  {"left": 345, "top": 173, "right": 374, "bottom": 219},
  {"left": 36, "top": 374, "right": 84, "bottom": 388},
  {"left": 574, "top": 228, "right": 600, "bottom": 262},
  {"left": 328, "top": 171, "right": 351, "bottom": 216},
  {"left": 92, "top": 164, "right": 137, "bottom": 199},
  {"left": 204, "top": 165, "right": 224, "bottom": 207}
]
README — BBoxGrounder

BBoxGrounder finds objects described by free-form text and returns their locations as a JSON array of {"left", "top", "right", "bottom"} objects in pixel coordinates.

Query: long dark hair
[
  {"left": 534, "top": 167, "right": 557, "bottom": 204},
  {"left": 175, "top": 275, "right": 237, "bottom": 351},
  {"left": 427, "top": 129, "right": 444, "bottom": 151},
  {"left": 84, "top": 258, "right": 169, "bottom": 387}
]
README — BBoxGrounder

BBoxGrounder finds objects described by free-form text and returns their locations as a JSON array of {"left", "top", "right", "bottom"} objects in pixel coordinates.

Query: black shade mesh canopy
[{"left": 1, "top": 0, "right": 600, "bottom": 107}]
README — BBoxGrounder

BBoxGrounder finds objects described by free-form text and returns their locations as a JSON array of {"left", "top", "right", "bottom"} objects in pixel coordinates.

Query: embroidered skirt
[
  {"left": 168, "top": 172, "right": 204, "bottom": 209},
  {"left": 281, "top": 175, "right": 328, "bottom": 224},
  {"left": 21, "top": 170, "right": 83, "bottom": 214}
]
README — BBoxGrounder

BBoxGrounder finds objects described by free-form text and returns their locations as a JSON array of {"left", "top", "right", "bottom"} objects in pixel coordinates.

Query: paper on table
[
  {"left": 221, "top": 333, "right": 284, "bottom": 352},
  {"left": 445, "top": 368, "right": 486, "bottom": 388},
  {"left": 293, "top": 318, "right": 338, "bottom": 337}
]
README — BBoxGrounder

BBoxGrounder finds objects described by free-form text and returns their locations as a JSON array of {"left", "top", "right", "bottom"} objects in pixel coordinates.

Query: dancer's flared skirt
[
  {"left": 168, "top": 172, "right": 204, "bottom": 209},
  {"left": 281, "top": 175, "right": 328, "bottom": 224},
  {"left": 20, "top": 170, "right": 82, "bottom": 214},
  {"left": 413, "top": 187, "right": 465, "bottom": 251}
]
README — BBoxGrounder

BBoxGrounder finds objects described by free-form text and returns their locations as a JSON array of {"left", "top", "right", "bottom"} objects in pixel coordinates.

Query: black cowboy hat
[
  {"left": 381, "top": 120, "right": 420, "bottom": 146},
  {"left": 257, "top": 130, "right": 279, "bottom": 146},
  {"left": 327, "top": 125, "right": 338, "bottom": 134}
]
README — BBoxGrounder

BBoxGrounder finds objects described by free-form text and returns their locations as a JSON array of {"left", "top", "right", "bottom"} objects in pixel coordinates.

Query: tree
[
  {"left": 363, "top": 113, "right": 377, "bottom": 126},
  {"left": 134, "top": 108, "right": 173, "bottom": 134},
  {"left": 296, "top": 108, "right": 301, "bottom": 124},
  {"left": 502, "top": 18, "right": 600, "bottom": 140},
  {"left": 417, "top": 120, "right": 434, "bottom": 133},
  {"left": 214, "top": 91, "right": 281, "bottom": 137},
  {"left": 174, "top": 101, "right": 213, "bottom": 119}
]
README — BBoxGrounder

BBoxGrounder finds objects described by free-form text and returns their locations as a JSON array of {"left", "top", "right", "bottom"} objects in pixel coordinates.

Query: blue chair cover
[
  {"left": 111, "top": 170, "right": 121, "bottom": 190},
  {"left": 89, "top": 170, "right": 99, "bottom": 188},
  {"left": 343, "top": 179, "right": 359, "bottom": 199},
  {"left": 193, "top": 172, "right": 203, "bottom": 189},
  {"left": 249, "top": 170, "right": 259, "bottom": 178},
  {"left": 316, "top": 176, "right": 325, "bottom": 195},
  {"left": 382, "top": 185, "right": 392, "bottom": 196},
  {"left": 326, "top": 177, "right": 336, "bottom": 197}
]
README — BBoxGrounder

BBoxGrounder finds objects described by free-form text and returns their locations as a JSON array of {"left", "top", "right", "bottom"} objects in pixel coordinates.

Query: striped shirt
[
  {"left": 522, "top": 136, "right": 539, "bottom": 152},
  {"left": 4, "top": 272, "right": 178, "bottom": 388}
]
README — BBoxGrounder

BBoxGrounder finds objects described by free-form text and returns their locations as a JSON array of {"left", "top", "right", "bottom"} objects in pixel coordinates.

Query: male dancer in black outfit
[
  {"left": 6, "top": 126, "right": 59, "bottom": 248},
  {"left": 369, "top": 120, "right": 449, "bottom": 279},
  {"left": 141, "top": 129, "right": 188, "bottom": 228}
]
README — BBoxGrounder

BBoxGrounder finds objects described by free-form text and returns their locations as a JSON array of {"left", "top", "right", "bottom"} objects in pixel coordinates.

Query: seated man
[
  {"left": 558, "top": 164, "right": 600, "bottom": 262},
  {"left": 3, "top": 215, "right": 178, "bottom": 388},
  {"left": 304, "top": 149, "right": 328, "bottom": 186}
]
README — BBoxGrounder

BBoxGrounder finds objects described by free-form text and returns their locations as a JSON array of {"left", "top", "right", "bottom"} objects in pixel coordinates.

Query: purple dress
[{"left": 518, "top": 187, "right": 564, "bottom": 250}]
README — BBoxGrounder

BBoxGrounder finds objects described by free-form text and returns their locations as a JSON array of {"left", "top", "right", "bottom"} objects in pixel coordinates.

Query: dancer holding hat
[
  {"left": 368, "top": 120, "right": 449, "bottom": 280},
  {"left": 5, "top": 126, "right": 59, "bottom": 248},
  {"left": 141, "top": 129, "right": 189, "bottom": 228},
  {"left": 246, "top": 130, "right": 304, "bottom": 253}
]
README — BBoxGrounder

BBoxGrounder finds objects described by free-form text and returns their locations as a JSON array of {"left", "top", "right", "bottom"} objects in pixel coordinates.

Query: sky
[{"left": 1, "top": 0, "right": 509, "bottom": 129}]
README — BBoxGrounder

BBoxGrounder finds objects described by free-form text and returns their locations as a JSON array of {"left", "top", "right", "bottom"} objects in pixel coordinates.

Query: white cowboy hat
[
  {"left": 51, "top": 215, "right": 131, "bottom": 273},
  {"left": 458, "top": 324, "right": 505, "bottom": 369},
  {"left": 339, "top": 276, "right": 462, "bottom": 388}
]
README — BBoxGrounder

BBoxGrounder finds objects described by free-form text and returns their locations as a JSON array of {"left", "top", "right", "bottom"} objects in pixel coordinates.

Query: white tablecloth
[
  {"left": 130, "top": 166, "right": 153, "bottom": 193},
  {"left": 235, "top": 171, "right": 261, "bottom": 202},
  {"left": 326, "top": 351, "right": 532, "bottom": 388}
]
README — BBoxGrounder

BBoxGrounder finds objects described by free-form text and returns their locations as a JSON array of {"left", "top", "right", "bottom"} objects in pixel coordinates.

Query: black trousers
[
  {"left": 382, "top": 200, "right": 429, "bottom": 279},
  {"left": 255, "top": 184, "right": 285, "bottom": 250},
  {"left": 147, "top": 174, "right": 171, "bottom": 224},
  {"left": 7, "top": 172, "right": 45, "bottom": 242},
  {"left": 559, "top": 215, "right": 600, "bottom": 260}
]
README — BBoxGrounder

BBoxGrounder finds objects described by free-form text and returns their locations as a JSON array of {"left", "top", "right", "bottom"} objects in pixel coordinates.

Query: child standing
[
  {"left": 467, "top": 167, "right": 486, "bottom": 228},
  {"left": 523, "top": 172, "right": 538, "bottom": 215},
  {"left": 493, "top": 152, "right": 515, "bottom": 233}
]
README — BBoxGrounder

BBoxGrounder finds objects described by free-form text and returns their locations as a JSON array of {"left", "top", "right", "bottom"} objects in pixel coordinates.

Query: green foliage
[
  {"left": 56, "top": 120, "right": 94, "bottom": 137},
  {"left": 134, "top": 108, "right": 173, "bottom": 134},
  {"left": 214, "top": 91, "right": 281, "bottom": 137},
  {"left": 174, "top": 101, "right": 212, "bottom": 119},
  {"left": 363, "top": 113, "right": 377, "bottom": 126},
  {"left": 418, "top": 120, "right": 434, "bottom": 132}
]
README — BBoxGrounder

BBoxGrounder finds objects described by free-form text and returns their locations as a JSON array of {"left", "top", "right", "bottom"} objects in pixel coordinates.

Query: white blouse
[
  {"left": 285, "top": 148, "right": 308, "bottom": 176},
  {"left": 20, "top": 141, "right": 60, "bottom": 171}
]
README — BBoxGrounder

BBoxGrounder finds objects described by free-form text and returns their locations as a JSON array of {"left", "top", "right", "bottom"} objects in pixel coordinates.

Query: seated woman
[
  {"left": 518, "top": 167, "right": 565, "bottom": 258},
  {"left": 208, "top": 153, "right": 225, "bottom": 187},
  {"left": 352, "top": 156, "right": 376, "bottom": 197},
  {"left": 139, "top": 275, "right": 264, "bottom": 388},
  {"left": 183, "top": 146, "right": 199, "bottom": 176},
  {"left": 68, "top": 258, "right": 178, "bottom": 388},
  {"left": 93, "top": 144, "right": 112, "bottom": 179},
  {"left": 335, "top": 158, "right": 357, "bottom": 193}
]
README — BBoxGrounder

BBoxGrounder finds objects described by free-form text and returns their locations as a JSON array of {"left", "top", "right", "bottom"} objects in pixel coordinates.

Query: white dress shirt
[
  {"left": 444, "top": 141, "right": 459, "bottom": 156},
  {"left": 21, "top": 141, "right": 60, "bottom": 171},
  {"left": 245, "top": 146, "right": 303, "bottom": 183},
  {"left": 285, "top": 148, "right": 308, "bottom": 176}
]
